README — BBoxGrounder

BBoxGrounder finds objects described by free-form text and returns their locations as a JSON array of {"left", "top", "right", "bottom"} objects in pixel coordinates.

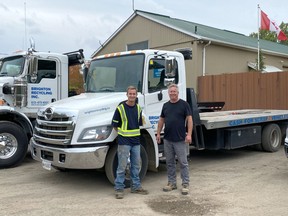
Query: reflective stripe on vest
[{"left": 117, "top": 103, "right": 141, "bottom": 137}]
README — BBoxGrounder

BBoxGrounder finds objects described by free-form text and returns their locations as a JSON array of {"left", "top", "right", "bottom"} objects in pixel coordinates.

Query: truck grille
[{"left": 34, "top": 111, "right": 76, "bottom": 146}]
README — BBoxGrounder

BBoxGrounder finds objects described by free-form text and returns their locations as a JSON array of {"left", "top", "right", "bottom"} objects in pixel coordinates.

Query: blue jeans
[
  {"left": 164, "top": 139, "right": 189, "bottom": 185},
  {"left": 114, "top": 144, "right": 141, "bottom": 190}
]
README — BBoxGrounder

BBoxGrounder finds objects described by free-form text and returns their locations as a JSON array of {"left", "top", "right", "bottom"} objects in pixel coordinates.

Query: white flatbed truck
[{"left": 30, "top": 49, "right": 288, "bottom": 185}]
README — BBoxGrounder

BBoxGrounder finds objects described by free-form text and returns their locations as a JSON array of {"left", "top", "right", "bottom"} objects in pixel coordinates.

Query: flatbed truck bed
[
  {"left": 187, "top": 89, "right": 288, "bottom": 152},
  {"left": 200, "top": 109, "right": 288, "bottom": 129}
]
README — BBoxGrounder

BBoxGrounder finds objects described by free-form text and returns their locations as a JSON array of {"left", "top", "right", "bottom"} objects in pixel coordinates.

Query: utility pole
[{"left": 24, "top": 1, "right": 27, "bottom": 50}]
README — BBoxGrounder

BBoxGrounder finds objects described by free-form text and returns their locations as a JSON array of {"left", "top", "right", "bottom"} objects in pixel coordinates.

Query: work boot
[
  {"left": 163, "top": 183, "right": 177, "bottom": 192},
  {"left": 115, "top": 189, "right": 124, "bottom": 199},
  {"left": 181, "top": 184, "right": 189, "bottom": 195},
  {"left": 131, "top": 187, "right": 149, "bottom": 195}
]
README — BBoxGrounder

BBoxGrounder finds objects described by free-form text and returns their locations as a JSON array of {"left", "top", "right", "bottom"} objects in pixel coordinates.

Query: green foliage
[
  {"left": 255, "top": 50, "right": 265, "bottom": 71},
  {"left": 249, "top": 22, "right": 288, "bottom": 45},
  {"left": 249, "top": 22, "right": 288, "bottom": 71}
]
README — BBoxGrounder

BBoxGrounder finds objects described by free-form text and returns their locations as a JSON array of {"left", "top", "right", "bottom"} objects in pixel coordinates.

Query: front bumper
[{"left": 30, "top": 138, "right": 109, "bottom": 169}]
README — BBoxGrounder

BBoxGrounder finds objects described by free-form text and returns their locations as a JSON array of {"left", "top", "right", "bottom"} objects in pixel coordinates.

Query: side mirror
[
  {"left": 29, "top": 56, "right": 38, "bottom": 83},
  {"left": 165, "top": 57, "right": 176, "bottom": 77},
  {"left": 82, "top": 66, "right": 88, "bottom": 82}
]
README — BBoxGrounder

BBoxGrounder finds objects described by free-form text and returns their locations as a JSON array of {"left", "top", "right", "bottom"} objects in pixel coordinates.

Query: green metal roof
[{"left": 136, "top": 10, "right": 288, "bottom": 56}]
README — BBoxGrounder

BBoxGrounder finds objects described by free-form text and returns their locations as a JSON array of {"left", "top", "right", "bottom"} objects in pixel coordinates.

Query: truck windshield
[
  {"left": 0, "top": 56, "right": 25, "bottom": 77},
  {"left": 87, "top": 54, "right": 144, "bottom": 93}
]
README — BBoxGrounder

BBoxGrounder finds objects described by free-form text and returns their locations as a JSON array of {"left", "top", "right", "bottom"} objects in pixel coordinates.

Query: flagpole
[{"left": 257, "top": 4, "right": 260, "bottom": 71}]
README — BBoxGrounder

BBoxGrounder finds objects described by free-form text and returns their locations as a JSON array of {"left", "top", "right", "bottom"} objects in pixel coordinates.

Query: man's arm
[{"left": 185, "top": 115, "right": 193, "bottom": 144}]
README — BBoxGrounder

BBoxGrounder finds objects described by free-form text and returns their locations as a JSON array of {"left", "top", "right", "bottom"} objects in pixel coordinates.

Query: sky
[{"left": 0, "top": 0, "right": 287, "bottom": 58}]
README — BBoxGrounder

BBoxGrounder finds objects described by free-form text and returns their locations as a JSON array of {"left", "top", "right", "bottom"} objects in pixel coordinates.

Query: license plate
[{"left": 42, "top": 160, "right": 52, "bottom": 171}]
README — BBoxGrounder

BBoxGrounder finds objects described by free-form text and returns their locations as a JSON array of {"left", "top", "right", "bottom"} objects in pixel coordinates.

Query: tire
[
  {"left": 0, "top": 121, "right": 28, "bottom": 168},
  {"left": 105, "top": 144, "right": 148, "bottom": 187},
  {"left": 261, "top": 124, "right": 281, "bottom": 152}
]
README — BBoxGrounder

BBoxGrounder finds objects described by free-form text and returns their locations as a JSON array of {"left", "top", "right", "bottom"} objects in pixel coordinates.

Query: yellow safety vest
[{"left": 117, "top": 103, "right": 141, "bottom": 137}]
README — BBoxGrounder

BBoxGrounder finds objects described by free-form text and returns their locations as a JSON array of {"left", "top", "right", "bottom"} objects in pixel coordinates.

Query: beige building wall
[
  {"left": 204, "top": 44, "right": 285, "bottom": 75},
  {"left": 97, "top": 16, "right": 193, "bottom": 55},
  {"left": 96, "top": 16, "right": 200, "bottom": 88},
  {"left": 95, "top": 15, "right": 287, "bottom": 91}
]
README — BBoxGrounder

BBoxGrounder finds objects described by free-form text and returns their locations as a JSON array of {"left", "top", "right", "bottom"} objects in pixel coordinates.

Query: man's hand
[
  {"left": 185, "top": 134, "right": 192, "bottom": 144},
  {"left": 156, "top": 134, "right": 161, "bottom": 144}
]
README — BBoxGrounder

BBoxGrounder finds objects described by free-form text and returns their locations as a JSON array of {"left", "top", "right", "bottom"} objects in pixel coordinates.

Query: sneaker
[
  {"left": 131, "top": 187, "right": 149, "bottom": 195},
  {"left": 115, "top": 189, "right": 124, "bottom": 199},
  {"left": 181, "top": 184, "right": 189, "bottom": 195},
  {"left": 163, "top": 183, "right": 177, "bottom": 192}
]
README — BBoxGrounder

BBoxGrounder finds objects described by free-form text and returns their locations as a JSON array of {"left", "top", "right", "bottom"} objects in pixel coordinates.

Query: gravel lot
[{"left": 1, "top": 146, "right": 288, "bottom": 216}]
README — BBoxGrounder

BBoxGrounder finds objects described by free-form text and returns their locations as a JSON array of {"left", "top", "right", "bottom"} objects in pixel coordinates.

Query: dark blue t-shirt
[
  {"left": 160, "top": 99, "right": 192, "bottom": 142},
  {"left": 112, "top": 102, "right": 142, "bottom": 145}
]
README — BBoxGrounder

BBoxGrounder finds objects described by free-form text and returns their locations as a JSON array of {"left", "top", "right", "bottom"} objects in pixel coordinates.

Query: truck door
[
  {"left": 27, "top": 58, "right": 59, "bottom": 108},
  {"left": 144, "top": 58, "right": 172, "bottom": 130}
]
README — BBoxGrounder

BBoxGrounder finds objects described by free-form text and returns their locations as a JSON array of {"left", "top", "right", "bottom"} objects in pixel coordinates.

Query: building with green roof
[{"left": 92, "top": 10, "right": 288, "bottom": 89}]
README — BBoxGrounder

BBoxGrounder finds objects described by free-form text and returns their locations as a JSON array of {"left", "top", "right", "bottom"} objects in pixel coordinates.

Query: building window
[{"left": 127, "top": 41, "right": 148, "bottom": 51}]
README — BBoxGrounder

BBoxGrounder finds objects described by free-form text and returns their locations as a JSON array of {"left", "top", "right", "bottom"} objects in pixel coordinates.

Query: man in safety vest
[{"left": 112, "top": 85, "right": 148, "bottom": 199}]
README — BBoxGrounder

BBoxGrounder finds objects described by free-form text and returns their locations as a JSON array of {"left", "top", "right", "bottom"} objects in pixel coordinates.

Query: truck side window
[
  {"left": 68, "top": 64, "right": 85, "bottom": 96},
  {"left": 148, "top": 58, "right": 178, "bottom": 93},
  {"left": 36, "top": 60, "right": 56, "bottom": 83},
  {"left": 148, "top": 59, "right": 165, "bottom": 93}
]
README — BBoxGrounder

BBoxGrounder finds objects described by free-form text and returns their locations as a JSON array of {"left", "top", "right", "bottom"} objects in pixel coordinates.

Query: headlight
[{"left": 78, "top": 125, "right": 112, "bottom": 142}]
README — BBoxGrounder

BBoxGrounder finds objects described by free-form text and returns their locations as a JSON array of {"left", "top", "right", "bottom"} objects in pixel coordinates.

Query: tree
[
  {"left": 255, "top": 50, "right": 265, "bottom": 71},
  {"left": 249, "top": 22, "right": 288, "bottom": 45},
  {"left": 249, "top": 22, "right": 288, "bottom": 72}
]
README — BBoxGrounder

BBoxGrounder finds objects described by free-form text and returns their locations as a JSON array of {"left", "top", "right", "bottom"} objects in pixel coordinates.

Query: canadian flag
[{"left": 261, "top": 10, "right": 287, "bottom": 41}]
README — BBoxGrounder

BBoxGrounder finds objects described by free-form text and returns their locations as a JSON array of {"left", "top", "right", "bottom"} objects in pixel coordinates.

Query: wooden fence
[{"left": 197, "top": 71, "right": 288, "bottom": 111}]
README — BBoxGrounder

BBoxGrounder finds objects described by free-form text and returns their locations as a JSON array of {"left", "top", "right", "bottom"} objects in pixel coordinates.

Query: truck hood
[
  {"left": 0, "top": 77, "right": 14, "bottom": 85},
  {"left": 39, "top": 92, "right": 149, "bottom": 145},
  {"left": 39, "top": 92, "right": 131, "bottom": 145},
  {"left": 45, "top": 92, "right": 128, "bottom": 112}
]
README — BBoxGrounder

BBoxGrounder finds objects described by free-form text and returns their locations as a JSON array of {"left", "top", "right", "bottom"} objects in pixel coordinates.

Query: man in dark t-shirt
[{"left": 156, "top": 84, "right": 193, "bottom": 195}]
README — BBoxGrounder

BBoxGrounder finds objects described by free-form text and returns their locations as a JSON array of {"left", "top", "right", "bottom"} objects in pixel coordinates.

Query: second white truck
[
  {"left": 30, "top": 49, "right": 288, "bottom": 185},
  {"left": 0, "top": 45, "right": 84, "bottom": 168}
]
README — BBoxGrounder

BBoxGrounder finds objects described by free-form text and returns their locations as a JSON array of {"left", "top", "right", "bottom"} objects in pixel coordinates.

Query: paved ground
[{"left": 1, "top": 146, "right": 288, "bottom": 216}]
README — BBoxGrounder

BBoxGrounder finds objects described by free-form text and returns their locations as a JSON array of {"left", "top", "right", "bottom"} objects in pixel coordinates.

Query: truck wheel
[
  {"left": 105, "top": 144, "right": 148, "bottom": 187},
  {"left": 261, "top": 124, "right": 281, "bottom": 152},
  {"left": 0, "top": 121, "right": 28, "bottom": 168}
]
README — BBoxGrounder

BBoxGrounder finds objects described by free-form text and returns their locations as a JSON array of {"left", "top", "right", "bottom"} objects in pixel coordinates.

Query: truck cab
[{"left": 0, "top": 47, "right": 84, "bottom": 168}]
